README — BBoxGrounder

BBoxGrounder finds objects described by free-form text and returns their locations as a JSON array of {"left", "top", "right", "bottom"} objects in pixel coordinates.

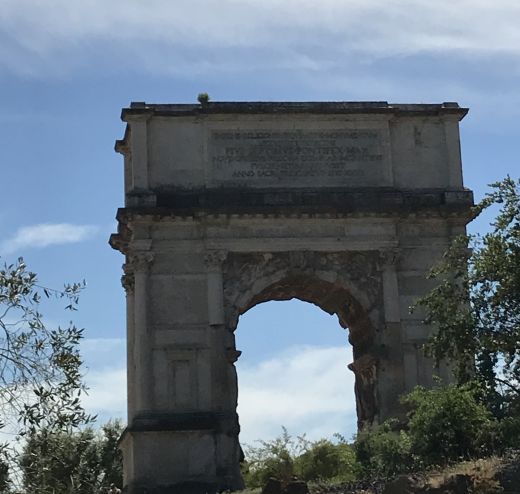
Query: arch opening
[
  {"left": 224, "top": 266, "right": 381, "bottom": 429},
  {"left": 235, "top": 298, "right": 357, "bottom": 445}
]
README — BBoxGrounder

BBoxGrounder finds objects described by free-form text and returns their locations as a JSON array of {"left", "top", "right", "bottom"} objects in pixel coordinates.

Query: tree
[
  {"left": 19, "top": 420, "right": 123, "bottom": 494},
  {"left": 415, "top": 176, "right": 520, "bottom": 416},
  {"left": 0, "top": 257, "right": 94, "bottom": 489}
]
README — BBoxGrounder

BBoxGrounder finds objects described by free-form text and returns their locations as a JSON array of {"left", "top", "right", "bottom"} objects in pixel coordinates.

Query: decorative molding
[
  {"left": 120, "top": 263, "right": 135, "bottom": 292},
  {"left": 121, "top": 273, "right": 135, "bottom": 293}
]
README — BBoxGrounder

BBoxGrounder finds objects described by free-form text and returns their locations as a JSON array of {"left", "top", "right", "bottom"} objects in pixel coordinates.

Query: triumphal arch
[{"left": 110, "top": 101, "right": 473, "bottom": 493}]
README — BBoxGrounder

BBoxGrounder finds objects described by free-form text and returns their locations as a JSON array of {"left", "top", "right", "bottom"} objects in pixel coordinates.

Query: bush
[
  {"left": 497, "top": 414, "right": 520, "bottom": 450},
  {"left": 242, "top": 429, "right": 359, "bottom": 488},
  {"left": 295, "top": 436, "right": 358, "bottom": 483},
  {"left": 353, "top": 419, "right": 413, "bottom": 478},
  {"left": 403, "top": 383, "right": 496, "bottom": 465},
  {"left": 242, "top": 428, "right": 296, "bottom": 488}
]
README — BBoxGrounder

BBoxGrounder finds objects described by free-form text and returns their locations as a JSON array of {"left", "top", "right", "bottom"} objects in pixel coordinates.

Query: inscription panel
[{"left": 209, "top": 129, "right": 389, "bottom": 187}]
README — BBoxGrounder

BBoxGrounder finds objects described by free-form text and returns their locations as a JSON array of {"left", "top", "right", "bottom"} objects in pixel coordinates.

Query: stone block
[{"left": 149, "top": 275, "right": 208, "bottom": 325}]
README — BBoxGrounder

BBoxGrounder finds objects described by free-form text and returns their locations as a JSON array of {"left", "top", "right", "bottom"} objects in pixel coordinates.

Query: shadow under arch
[{"left": 223, "top": 252, "right": 382, "bottom": 428}]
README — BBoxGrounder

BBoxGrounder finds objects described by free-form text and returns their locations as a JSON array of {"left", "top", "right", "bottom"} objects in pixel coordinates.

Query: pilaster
[
  {"left": 127, "top": 247, "right": 154, "bottom": 418},
  {"left": 204, "top": 250, "right": 227, "bottom": 326}
]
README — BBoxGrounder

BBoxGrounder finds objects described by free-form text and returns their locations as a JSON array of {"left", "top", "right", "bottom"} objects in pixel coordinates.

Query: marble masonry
[{"left": 110, "top": 101, "right": 473, "bottom": 493}]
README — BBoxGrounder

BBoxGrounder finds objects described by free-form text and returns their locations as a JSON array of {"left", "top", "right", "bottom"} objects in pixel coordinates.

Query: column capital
[
  {"left": 204, "top": 250, "right": 228, "bottom": 270},
  {"left": 121, "top": 269, "right": 135, "bottom": 293},
  {"left": 128, "top": 251, "right": 154, "bottom": 272},
  {"left": 378, "top": 248, "right": 400, "bottom": 269}
]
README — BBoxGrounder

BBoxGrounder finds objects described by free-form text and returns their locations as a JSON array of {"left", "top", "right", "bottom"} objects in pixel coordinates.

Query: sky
[{"left": 0, "top": 0, "right": 519, "bottom": 445}]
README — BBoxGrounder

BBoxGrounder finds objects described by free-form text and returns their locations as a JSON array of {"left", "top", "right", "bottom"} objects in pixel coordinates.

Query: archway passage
[
  {"left": 223, "top": 251, "right": 383, "bottom": 428},
  {"left": 235, "top": 299, "right": 358, "bottom": 445}
]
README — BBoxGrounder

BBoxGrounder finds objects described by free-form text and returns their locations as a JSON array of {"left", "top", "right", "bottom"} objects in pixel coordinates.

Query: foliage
[
  {"left": 241, "top": 428, "right": 359, "bottom": 488},
  {"left": 197, "top": 92, "right": 210, "bottom": 105},
  {"left": 0, "top": 257, "right": 96, "bottom": 491},
  {"left": 354, "top": 383, "right": 498, "bottom": 478},
  {"left": 353, "top": 419, "right": 412, "bottom": 478},
  {"left": 496, "top": 412, "right": 520, "bottom": 450},
  {"left": 403, "top": 383, "right": 495, "bottom": 465},
  {"left": 0, "top": 257, "right": 92, "bottom": 435},
  {"left": 242, "top": 428, "right": 296, "bottom": 488},
  {"left": 19, "top": 420, "right": 123, "bottom": 494},
  {"left": 414, "top": 176, "right": 520, "bottom": 417},
  {"left": 295, "top": 435, "right": 358, "bottom": 483}
]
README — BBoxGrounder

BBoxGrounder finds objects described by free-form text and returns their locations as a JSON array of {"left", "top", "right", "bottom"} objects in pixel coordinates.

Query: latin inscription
[{"left": 210, "top": 129, "right": 384, "bottom": 186}]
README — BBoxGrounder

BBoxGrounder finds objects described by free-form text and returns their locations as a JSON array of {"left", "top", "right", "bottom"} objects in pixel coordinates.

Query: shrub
[
  {"left": 294, "top": 436, "right": 358, "bottom": 483},
  {"left": 353, "top": 419, "right": 413, "bottom": 478},
  {"left": 242, "top": 429, "right": 360, "bottom": 488},
  {"left": 242, "top": 428, "right": 296, "bottom": 488},
  {"left": 197, "top": 92, "right": 210, "bottom": 104},
  {"left": 403, "top": 383, "right": 496, "bottom": 465},
  {"left": 497, "top": 414, "right": 520, "bottom": 450}
]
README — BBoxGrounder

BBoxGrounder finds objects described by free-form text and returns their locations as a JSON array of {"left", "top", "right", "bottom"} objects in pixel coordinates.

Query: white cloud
[
  {"left": 1, "top": 223, "right": 98, "bottom": 255},
  {"left": 237, "top": 345, "right": 356, "bottom": 444},
  {"left": 78, "top": 340, "right": 357, "bottom": 442},
  {"left": 1, "top": 0, "right": 519, "bottom": 76},
  {"left": 81, "top": 338, "right": 126, "bottom": 421},
  {"left": 82, "top": 368, "right": 126, "bottom": 419}
]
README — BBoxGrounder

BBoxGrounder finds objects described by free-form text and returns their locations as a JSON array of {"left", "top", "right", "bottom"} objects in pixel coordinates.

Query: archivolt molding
[{"left": 222, "top": 250, "right": 383, "bottom": 333}]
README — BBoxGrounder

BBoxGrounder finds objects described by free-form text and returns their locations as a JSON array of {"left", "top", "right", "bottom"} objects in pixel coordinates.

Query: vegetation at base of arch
[
  {"left": 241, "top": 428, "right": 359, "bottom": 488},
  {"left": 354, "top": 382, "right": 498, "bottom": 478},
  {"left": 414, "top": 176, "right": 520, "bottom": 420},
  {"left": 242, "top": 382, "right": 519, "bottom": 488}
]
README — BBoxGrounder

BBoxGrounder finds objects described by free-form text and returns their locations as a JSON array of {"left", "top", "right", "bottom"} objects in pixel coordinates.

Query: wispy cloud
[
  {"left": 1, "top": 223, "right": 98, "bottom": 255},
  {"left": 1, "top": 1, "right": 519, "bottom": 77},
  {"left": 79, "top": 340, "right": 357, "bottom": 442}
]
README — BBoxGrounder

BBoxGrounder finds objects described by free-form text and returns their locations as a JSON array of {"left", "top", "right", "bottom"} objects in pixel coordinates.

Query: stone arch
[
  {"left": 222, "top": 250, "right": 383, "bottom": 427},
  {"left": 111, "top": 99, "right": 473, "bottom": 493}
]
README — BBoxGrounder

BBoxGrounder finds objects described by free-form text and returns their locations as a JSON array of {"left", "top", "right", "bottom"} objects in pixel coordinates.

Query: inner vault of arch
[{"left": 222, "top": 250, "right": 384, "bottom": 427}]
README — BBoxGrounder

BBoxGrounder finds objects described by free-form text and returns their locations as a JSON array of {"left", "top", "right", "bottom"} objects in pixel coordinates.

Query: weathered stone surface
[
  {"left": 382, "top": 475, "right": 416, "bottom": 494},
  {"left": 285, "top": 480, "right": 310, "bottom": 494},
  {"left": 110, "top": 101, "right": 473, "bottom": 493},
  {"left": 262, "top": 478, "right": 283, "bottom": 494}
]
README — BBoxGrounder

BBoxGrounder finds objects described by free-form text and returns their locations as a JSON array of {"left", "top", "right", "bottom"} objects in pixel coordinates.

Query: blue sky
[{"left": 1, "top": 0, "right": 519, "bottom": 444}]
